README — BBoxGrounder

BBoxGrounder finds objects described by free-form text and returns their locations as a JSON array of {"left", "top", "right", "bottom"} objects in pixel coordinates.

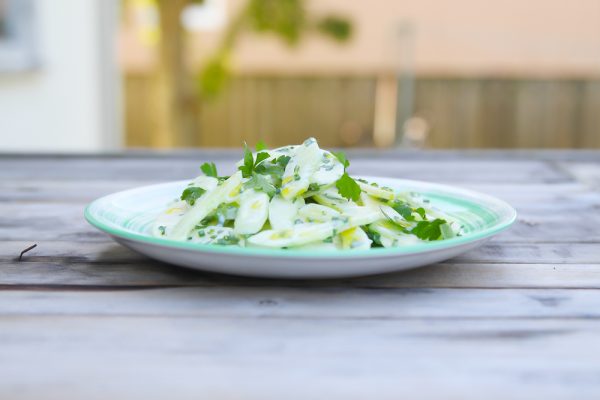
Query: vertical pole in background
[
  {"left": 373, "top": 74, "right": 398, "bottom": 147},
  {"left": 97, "top": 0, "right": 122, "bottom": 151},
  {"left": 373, "top": 19, "right": 418, "bottom": 148},
  {"left": 395, "top": 20, "right": 416, "bottom": 147},
  {"left": 154, "top": 0, "right": 188, "bottom": 148}
]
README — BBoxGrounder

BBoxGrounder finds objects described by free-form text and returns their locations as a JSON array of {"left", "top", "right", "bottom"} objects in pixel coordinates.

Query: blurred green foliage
[
  {"left": 196, "top": 0, "right": 353, "bottom": 100},
  {"left": 316, "top": 16, "right": 353, "bottom": 42},
  {"left": 197, "top": 56, "right": 230, "bottom": 99},
  {"left": 247, "top": 0, "right": 306, "bottom": 46}
]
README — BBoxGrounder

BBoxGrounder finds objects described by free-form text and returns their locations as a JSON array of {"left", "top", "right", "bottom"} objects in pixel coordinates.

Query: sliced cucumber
[{"left": 234, "top": 189, "right": 269, "bottom": 235}]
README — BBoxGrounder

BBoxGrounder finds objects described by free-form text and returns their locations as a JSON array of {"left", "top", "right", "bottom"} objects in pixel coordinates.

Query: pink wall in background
[{"left": 182, "top": 0, "right": 600, "bottom": 77}]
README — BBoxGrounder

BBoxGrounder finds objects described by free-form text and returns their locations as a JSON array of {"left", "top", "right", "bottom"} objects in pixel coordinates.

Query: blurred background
[{"left": 0, "top": 0, "right": 599, "bottom": 152}]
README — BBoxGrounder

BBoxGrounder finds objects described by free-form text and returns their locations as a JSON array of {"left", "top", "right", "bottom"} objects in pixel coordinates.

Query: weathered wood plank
[
  {"left": 493, "top": 216, "right": 600, "bottom": 243},
  {"left": 2, "top": 149, "right": 599, "bottom": 161},
  {"left": 0, "top": 180, "right": 142, "bottom": 202},
  {"left": 0, "top": 152, "right": 598, "bottom": 400},
  {"left": 2, "top": 260, "right": 600, "bottom": 289},
  {"left": 1, "top": 287, "right": 599, "bottom": 318},
  {"left": 2, "top": 240, "right": 600, "bottom": 265},
  {"left": 559, "top": 162, "right": 600, "bottom": 189},
  {"left": 1, "top": 317, "right": 599, "bottom": 400},
  {"left": 0, "top": 158, "right": 571, "bottom": 183}
]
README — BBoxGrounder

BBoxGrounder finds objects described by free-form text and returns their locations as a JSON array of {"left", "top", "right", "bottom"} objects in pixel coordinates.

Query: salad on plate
[{"left": 153, "top": 138, "right": 461, "bottom": 250}]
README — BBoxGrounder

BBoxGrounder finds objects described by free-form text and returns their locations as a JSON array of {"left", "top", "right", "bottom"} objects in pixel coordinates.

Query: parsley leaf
[
  {"left": 181, "top": 187, "right": 206, "bottom": 206},
  {"left": 254, "top": 163, "right": 281, "bottom": 177},
  {"left": 380, "top": 206, "right": 411, "bottom": 229},
  {"left": 255, "top": 155, "right": 289, "bottom": 178},
  {"left": 336, "top": 172, "right": 361, "bottom": 201},
  {"left": 390, "top": 201, "right": 429, "bottom": 222},
  {"left": 239, "top": 143, "right": 254, "bottom": 177},
  {"left": 255, "top": 140, "right": 268, "bottom": 151},
  {"left": 255, "top": 151, "right": 270, "bottom": 165},
  {"left": 275, "top": 155, "right": 291, "bottom": 169},
  {"left": 415, "top": 207, "right": 427, "bottom": 220},
  {"left": 333, "top": 151, "right": 350, "bottom": 169},
  {"left": 252, "top": 155, "right": 291, "bottom": 192},
  {"left": 391, "top": 201, "right": 415, "bottom": 221},
  {"left": 244, "top": 173, "right": 277, "bottom": 197},
  {"left": 200, "top": 162, "right": 218, "bottom": 177},
  {"left": 333, "top": 151, "right": 361, "bottom": 201},
  {"left": 365, "top": 228, "right": 383, "bottom": 247},
  {"left": 411, "top": 219, "right": 447, "bottom": 241},
  {"left": 238, "top": 142, "right": 271, "bottom": 178}
]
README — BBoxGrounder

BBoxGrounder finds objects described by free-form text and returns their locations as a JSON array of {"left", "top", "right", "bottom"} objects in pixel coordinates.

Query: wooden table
[{"left": 1, "top": 150, "right": 600, "bottom": 399}]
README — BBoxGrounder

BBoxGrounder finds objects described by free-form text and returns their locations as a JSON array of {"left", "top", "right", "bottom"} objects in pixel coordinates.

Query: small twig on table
[{"left": 18, "top": 244, "right": 38, "bottom": 261}]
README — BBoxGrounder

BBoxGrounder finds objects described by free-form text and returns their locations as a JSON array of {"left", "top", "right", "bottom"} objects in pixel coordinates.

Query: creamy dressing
[{"left": 153, "top": 138, "right": 460, "bottom": 249}]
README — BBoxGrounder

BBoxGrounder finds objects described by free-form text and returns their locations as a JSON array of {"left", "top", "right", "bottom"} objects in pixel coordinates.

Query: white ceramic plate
[{"left": 85, "top": 176, "right": 516, "bottom": 279}]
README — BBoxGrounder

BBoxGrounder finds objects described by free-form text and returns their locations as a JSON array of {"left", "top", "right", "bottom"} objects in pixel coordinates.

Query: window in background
[
  {"left": 0, "top": 0, "right": 38, "bottom": 72},
  {"left": 181, "top": 0, "right": 227, "bottom": 32}
]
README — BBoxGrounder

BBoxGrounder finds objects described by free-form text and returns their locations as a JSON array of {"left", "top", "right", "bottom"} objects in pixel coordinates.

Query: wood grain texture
[
  {"left": 124, "top": 75, "right": 600, "bottom": 150},
  {"left": 2, "top": 240, "right": 600, "bottom": 265},
  {"left": 1, "top": 287, "right": 600, "bottom": 318},
  {"left": 0, "top": 158, "right": 571, "bottom": 183},
  {"left": 2, "top": 261, "right": 600, "bottom": 289},
  {"left": 0, "top": 151, "right": 599, "bottom": 400},
  {"left": 2, "top": 317, "right": 600, "bottom": 400}
]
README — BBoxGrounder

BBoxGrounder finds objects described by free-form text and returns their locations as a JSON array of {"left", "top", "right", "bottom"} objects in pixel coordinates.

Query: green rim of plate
[{"left": 84, "top": 178, "right": 517, "bottom": 259}]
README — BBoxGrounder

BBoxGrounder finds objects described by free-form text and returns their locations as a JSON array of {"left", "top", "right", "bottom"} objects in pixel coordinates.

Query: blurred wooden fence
[{"left": 125, "top": 75, "right": 600, "bottom": 148}]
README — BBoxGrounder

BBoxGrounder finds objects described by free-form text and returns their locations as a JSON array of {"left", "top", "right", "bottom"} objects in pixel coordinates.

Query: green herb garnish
[
  {"left": 244, "top": 173, "right": 277, "bottom": 197},
  {"left": 415, "top": 207, "right": 427, "bottom": 220},
  {"left": 333, "top": 151, "right": 349, "bottom": 168},
  {"left": 336, "top": 172, "right": 361, "bottom": 201},
  {"left": 180, "top": 187, "right": 206, "bottom": 206},
  {"left": 307, "top": 183, "right": 321, "bottom": 192},
  {"left": 255, "top": 140, "right": 268, "bottom": 151},
  {"left": 411, "top": 219, "right": 447, "bottom": 241},
  {"left": 239, "top": 142, "right": 270, "bottom": 178},
  {"left": 391, "top": 201, "right": 415, "bottom": 221},
  {"left": 200, "top": 162, "right": 218, "bottom": 177},
  {"left": 333, "top": 151, "right": 350, "bottom": 170},
  {"left": 391, "top": 201, "right": 428, "bottom": 222},
  {"left": 332, "top": 151, "right": 361, "bottom": 201},
  {"left": 365, "top": 229, "right": 383, "bottom": 247},
  {"left": 215, "top": 233, "right": 240, "bottom": 245},
  {"left": 254, "top": 155, "right": 290, "bottom": 180}
]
